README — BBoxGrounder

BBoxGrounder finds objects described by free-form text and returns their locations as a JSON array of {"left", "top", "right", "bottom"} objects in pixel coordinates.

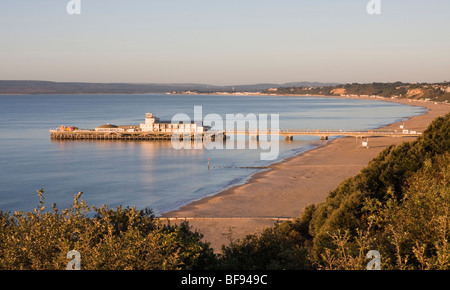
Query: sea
[{"left": 0, "top": 94, "right": 425, "bottom": 215}]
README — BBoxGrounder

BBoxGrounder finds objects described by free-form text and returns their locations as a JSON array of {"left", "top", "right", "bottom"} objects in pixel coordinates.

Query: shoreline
[
  {"left": 162, "top": 95, "right": 449, "bottom": 251},
  {"left": 161, "top": 95, "right": 423, "bottom": 215}
]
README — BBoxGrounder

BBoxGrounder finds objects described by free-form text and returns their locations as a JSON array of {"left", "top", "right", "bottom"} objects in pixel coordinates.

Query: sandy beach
[{"left": 162, "top": 96, "right": 450, "bottom": 251}]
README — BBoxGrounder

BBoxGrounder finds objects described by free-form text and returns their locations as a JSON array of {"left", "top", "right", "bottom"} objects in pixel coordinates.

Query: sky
[{"left": 0, "top": 0, "right": 449, "bottom": 85}]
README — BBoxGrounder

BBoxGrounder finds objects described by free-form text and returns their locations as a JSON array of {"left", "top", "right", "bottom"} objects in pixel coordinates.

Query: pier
[
  {"left": 50, "top": 128, "right": 421, "bottom": 141},
  {"left": 50, "top": 112, "right": 422, "bottom": 141},
  {"left": 50, "top": 130, "right": 225, "bottom": 141},
  {"left": 233, "top": 128, "right": 422, "bottom": 141}
]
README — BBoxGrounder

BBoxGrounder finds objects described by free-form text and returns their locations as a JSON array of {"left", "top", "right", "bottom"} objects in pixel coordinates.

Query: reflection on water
[{"left": 46, "top": 137, "right": 321, "bottom": 215}]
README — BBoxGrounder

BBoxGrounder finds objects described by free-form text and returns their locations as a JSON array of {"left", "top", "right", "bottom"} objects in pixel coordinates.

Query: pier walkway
[{"left": 235, "top": 128, "right": 421, "bottom": 140}]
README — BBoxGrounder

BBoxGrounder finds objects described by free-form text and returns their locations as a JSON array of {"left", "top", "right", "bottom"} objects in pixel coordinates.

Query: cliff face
[
  {"left": 405, "top": 88, "right": 425, "bottom": 99},
  {"left": 330, "top": 88, "right": 346, "bottom": 95}
]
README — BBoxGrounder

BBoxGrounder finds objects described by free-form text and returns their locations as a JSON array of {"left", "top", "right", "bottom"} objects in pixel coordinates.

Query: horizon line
[{"left": 1, "top": 79, "right": 449, "bottom": 87}]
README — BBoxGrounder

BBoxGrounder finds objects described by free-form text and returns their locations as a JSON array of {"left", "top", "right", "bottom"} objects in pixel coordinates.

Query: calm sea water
[{"left": 0, "top": 94, "right": 425, "bottom": 215}]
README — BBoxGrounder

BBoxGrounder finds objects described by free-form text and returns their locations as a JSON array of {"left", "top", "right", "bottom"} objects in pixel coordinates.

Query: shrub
[{"left": 0, "top": 191, "right": 215, "bottom": 270}]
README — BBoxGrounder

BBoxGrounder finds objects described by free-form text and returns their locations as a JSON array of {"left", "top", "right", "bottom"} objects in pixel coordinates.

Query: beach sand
[{"left": 162, "top": 97, "right": 450, "bottom": 251}]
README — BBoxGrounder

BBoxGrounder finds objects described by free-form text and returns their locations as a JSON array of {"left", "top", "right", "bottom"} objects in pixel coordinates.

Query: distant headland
[{"left": 0, "top": 80, "right": 338, "bottom": 95}]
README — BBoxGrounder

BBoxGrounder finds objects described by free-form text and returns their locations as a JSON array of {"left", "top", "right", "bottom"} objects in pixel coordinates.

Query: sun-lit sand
[{"left": 162, "top": 96, "right": 450, "bottom": 251}]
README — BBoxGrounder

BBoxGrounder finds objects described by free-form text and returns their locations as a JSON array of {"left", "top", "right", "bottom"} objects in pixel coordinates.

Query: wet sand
[{"left": 162, "top": 96, "right": 450, "bottom": 251}]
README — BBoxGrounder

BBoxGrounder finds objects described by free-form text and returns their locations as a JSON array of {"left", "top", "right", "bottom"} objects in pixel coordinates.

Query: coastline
[{"left": 162, "top": 96, "right": 450, "bottom": 251}]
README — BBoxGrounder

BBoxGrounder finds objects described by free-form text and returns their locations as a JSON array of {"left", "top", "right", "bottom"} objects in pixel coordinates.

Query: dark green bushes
[{"left": 0, "top": 191, "right": 215, "bottom": 270}]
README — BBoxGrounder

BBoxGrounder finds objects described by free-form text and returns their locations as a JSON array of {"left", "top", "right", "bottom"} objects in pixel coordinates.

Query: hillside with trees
[{"left": 265, "top": 82, "right": 450, "bottom": 103}]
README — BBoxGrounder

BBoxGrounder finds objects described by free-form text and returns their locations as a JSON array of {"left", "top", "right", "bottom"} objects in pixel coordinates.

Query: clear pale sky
[{"left": 1, "top": 0, "right": 449, "bottom": 85}]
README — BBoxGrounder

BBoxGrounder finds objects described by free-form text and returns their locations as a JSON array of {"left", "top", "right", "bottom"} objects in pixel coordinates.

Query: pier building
[{"left": 140, "top": 113, "right": 205, "bottom": 133}]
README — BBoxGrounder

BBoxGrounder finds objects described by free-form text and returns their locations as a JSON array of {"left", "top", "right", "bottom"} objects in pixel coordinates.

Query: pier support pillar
[{"left": 285, "top": 135, "right": 293, "bottom": 141}]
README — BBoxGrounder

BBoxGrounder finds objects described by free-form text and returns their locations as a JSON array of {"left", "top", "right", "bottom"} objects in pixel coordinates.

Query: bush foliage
[{"left": 0, "top": 191, "right": 215, "bottom": 270}]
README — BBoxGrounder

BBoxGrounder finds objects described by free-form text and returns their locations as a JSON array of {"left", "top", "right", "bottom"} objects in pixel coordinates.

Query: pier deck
[{"left": 237, "top": 129, "right": 422, "bottom": 140}]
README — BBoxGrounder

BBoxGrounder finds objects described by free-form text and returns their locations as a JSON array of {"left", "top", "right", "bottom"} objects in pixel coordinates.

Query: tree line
[{"left": 265, "top": 82, "right": 450, "bottom": 102}]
